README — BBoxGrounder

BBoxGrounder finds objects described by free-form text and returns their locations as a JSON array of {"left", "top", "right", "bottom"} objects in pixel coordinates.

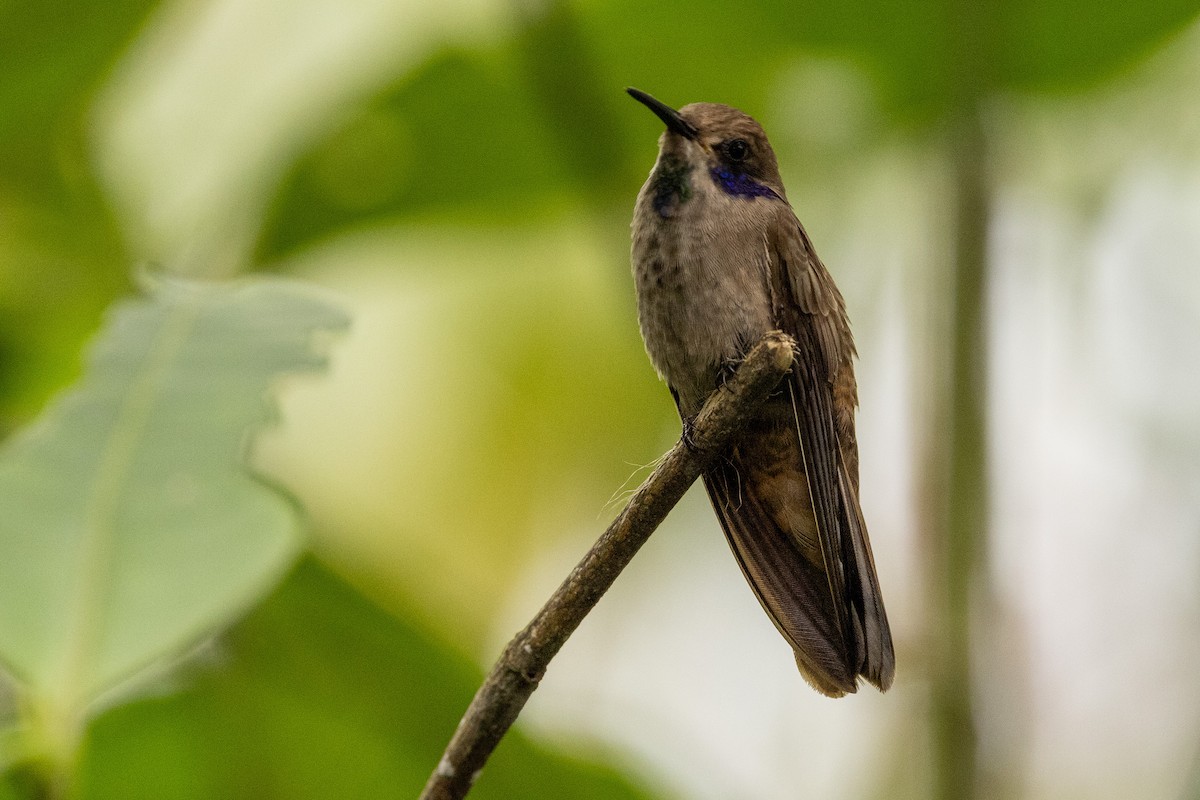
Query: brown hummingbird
[{"left": 627, "top": 88, "right": 894, "bottom": 696}]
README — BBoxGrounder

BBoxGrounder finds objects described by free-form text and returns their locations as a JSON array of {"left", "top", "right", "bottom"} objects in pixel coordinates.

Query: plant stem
[{"left": 418, "top": 332, "right": 796, "bottom": 800}]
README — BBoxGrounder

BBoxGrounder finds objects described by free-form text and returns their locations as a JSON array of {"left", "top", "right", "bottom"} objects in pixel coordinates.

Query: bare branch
[{"left": 418, "top": 331, "right": 796, "bottom": 800}]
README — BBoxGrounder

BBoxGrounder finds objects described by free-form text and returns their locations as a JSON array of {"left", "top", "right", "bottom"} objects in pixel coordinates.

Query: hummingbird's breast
[{"left": 631, "top": 165, "right": 779, "bottom": 414}]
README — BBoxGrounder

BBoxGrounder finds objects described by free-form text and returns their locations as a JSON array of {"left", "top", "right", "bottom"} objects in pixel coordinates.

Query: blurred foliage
[
  {"left": 256, "top": 0, "right": 1200, "bottom": 260},
  {"left": 72, "top": 557, "right": 654, "bottom": 800},
  {"left": 258, "top": 49, "right": 572, "bottom": 256},
  {"left": 0, "top": 0, "right": 159, "bottom": 200},
  {"left": 1, "top": 0, "right": 1199, "bottom": 797},
  {"left": 0, "top": 0, "right": 162, "bottom": 428}
]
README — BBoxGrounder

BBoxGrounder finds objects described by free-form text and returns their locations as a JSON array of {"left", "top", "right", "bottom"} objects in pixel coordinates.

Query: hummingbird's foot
[
  {"left": 716, "top": 356, "right": 743, "bottom": 392},
  {"left": 668, "top": 385, "right": 701, "bottom": 453},
  {"left": 680, "top": 415, "right": 700, "bottom": 453}
]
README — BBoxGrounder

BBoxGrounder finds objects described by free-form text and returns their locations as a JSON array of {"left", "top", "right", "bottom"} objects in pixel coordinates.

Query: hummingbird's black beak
[{"left": 626, "top": 88, "right": 698, "bottom": 140}]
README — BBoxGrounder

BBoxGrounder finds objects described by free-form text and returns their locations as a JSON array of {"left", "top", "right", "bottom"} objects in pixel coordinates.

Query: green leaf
[
  {"left": 75, "top": 557, "right": 659, "bottom": 800},
  {"left": 0, "top": 278, "right": 349, "bottom": 721}
]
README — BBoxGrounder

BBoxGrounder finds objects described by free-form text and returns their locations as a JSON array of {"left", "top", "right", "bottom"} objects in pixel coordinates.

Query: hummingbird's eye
[{"left": 725, "top": 139, "right": 750, "bottom": 162}]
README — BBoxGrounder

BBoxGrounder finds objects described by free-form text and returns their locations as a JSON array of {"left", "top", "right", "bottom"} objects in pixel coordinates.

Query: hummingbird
[{"left": 626, "top": 88, "right": 894, "bottom": 696}]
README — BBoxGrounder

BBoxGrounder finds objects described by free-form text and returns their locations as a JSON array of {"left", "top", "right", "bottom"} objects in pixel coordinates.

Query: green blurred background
[{"left": 3, "top": 0, "right": 1200, "bottom": 797}]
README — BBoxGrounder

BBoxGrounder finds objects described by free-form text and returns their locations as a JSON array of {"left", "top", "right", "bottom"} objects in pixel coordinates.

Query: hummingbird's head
[{"left": 626, "top": 88, "right": 785, "bottom": 202}]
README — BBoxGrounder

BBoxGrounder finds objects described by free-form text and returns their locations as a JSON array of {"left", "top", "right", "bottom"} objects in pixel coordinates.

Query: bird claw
[
  {"left": 680, "top": 416, "right": 700, "bottom": 453},
  {"left": 716, "top": 357, "right": 742, "bottom": 392}
]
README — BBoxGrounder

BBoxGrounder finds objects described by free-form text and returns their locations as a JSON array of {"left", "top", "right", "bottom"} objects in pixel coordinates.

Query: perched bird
[{"left": 627, "top": 88, "right": 894, "bottom": 696}]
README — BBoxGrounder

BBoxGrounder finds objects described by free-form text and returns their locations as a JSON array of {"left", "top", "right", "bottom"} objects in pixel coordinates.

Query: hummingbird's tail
[
  {"left": 700, "top": 399, "right": 894, "bottom": 696},
  {"left": 704, "top": 463, "right": 856, "bottom": 696}
]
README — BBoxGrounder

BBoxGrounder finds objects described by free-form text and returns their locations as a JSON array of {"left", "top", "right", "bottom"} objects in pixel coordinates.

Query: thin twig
[{"left": 418, "top": 331, "right": 796, "bottom": 800}]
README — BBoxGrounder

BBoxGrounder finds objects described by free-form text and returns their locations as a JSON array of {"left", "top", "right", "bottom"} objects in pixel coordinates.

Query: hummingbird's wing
[
  {"left": 699, "top": 219, "right": 894, "bottom": 696},
  {"left": 774, "top": 220, "right": 894, "bottom": 692}
]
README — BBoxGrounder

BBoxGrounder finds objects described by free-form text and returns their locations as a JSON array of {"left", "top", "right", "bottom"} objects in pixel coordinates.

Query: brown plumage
[{"left": 627, "top": 89, "right": 894, "bottom": 695}]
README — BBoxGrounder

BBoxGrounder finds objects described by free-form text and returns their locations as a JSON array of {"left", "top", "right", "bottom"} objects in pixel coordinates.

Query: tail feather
[
  {"left": 699, "top": 398, "right": 893, "bottom": 696},
  {"left": 704, "top": 453, "right": 858, "bottom": 696}
]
